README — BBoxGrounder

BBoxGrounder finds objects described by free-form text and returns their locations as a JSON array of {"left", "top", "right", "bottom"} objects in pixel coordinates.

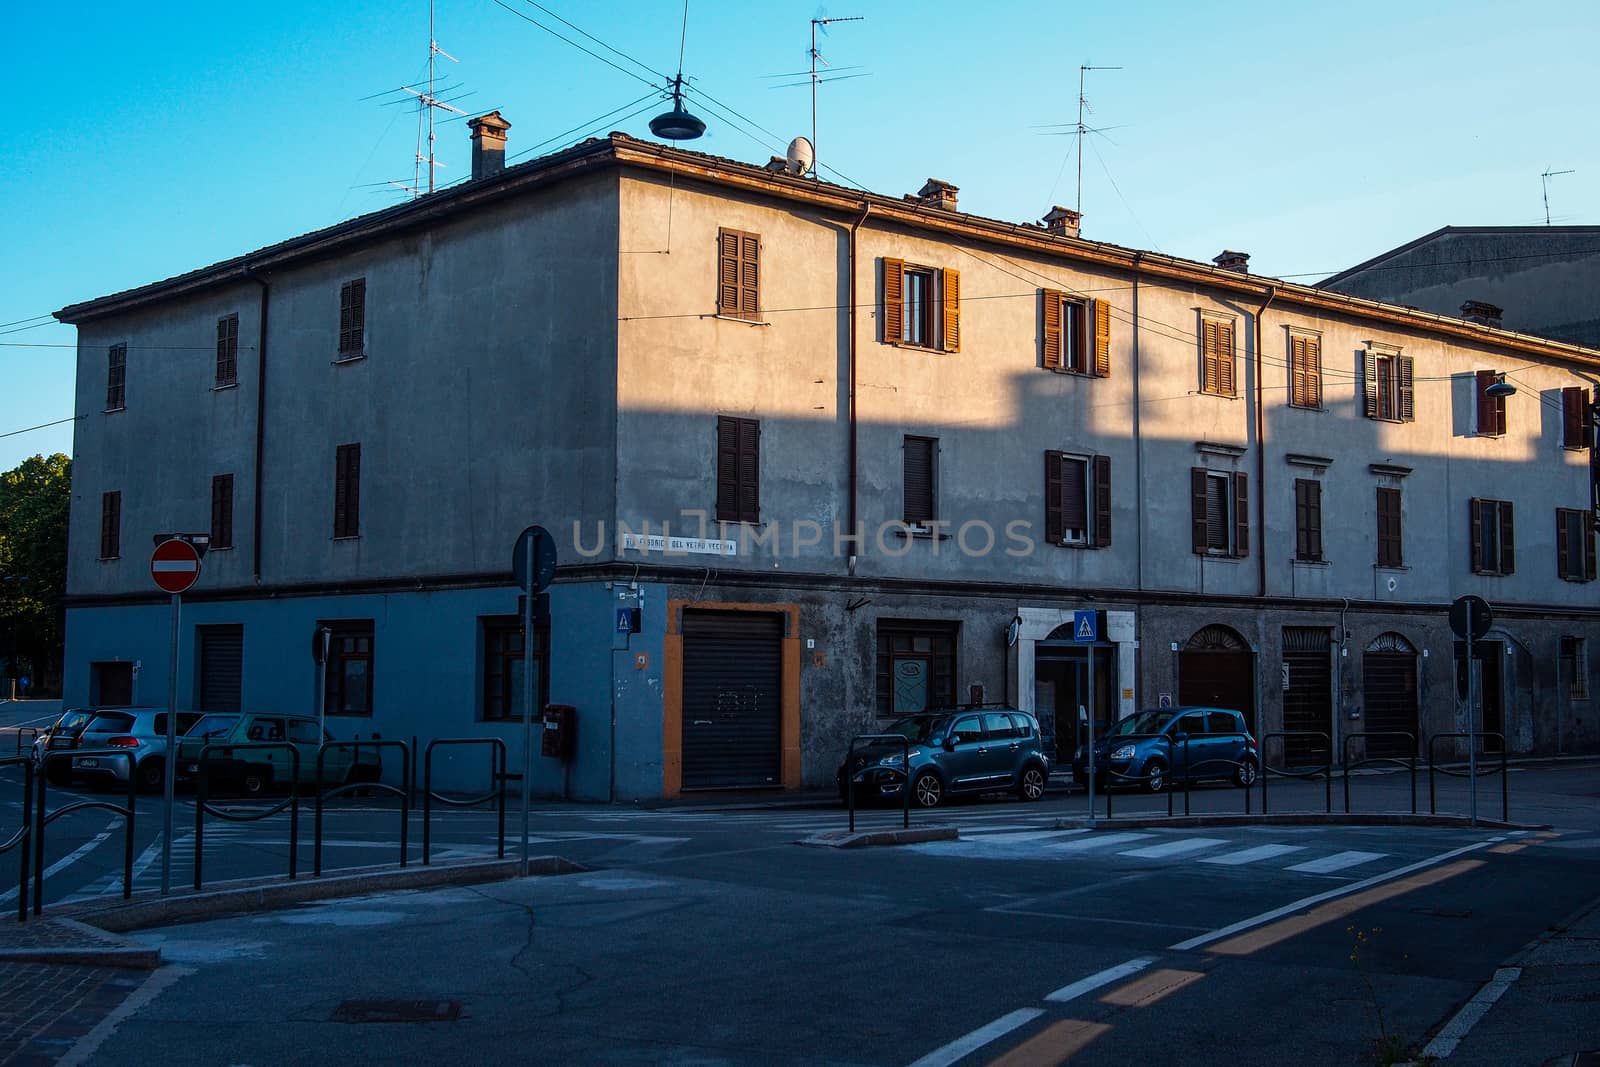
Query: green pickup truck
[{"left": 177, "top": 712, "right": 383, "bottom": 795}]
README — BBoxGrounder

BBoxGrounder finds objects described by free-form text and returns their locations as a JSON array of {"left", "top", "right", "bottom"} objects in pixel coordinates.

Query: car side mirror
[
  {"left": 1173, "top": 732, "right": 1189, "bottom": 742},
  {"left": 943, "top": 736, "right": 958, "bottom": 751}
]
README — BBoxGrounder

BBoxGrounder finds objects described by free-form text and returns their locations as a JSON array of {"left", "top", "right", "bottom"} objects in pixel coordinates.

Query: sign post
[
  {"left": 512, "top": 525, "right": 556, "bottom": 874},
  {"left": 150, "top": 537, "right": 203, "bottom": 894},
  {"left": 312, "top": 626, "right": 332, "bottom": 739},
  {"left": 1074, "top": 610, "right": 1097, "bottom": 824},
  {"left": 1449, "top": 595, "right": 1492, "bottom": 827}
]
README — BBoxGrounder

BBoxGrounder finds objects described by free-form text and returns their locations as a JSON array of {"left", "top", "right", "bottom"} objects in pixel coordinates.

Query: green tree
[{"left": 0, "top": 453, "right": 71, "bottom": 695}]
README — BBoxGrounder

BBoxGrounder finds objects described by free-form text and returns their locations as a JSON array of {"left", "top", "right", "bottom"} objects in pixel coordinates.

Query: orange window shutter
[
  {"left": 717, "top": 230, "right": 740, "bottom": 315},
  {"left": 1218, "top": 324, "right": 1236, "bottom": 395},
  {"left": 942, "top": 267, "right": 961, "bottom": 352},
  {"left": 882, "top": 258, "right": 904, "bottom": 343},
  {"left": 1093, "top": 299, "right": 1111, "bottom": 377},
  {"left": 1290, "top": 337, "right": 1305, "bottom": 405},
  {"left": 1202, "top": 322, "right": 1219, "bottom": 393},
  {"left": 740, "top": 233, "right": 759, "bottom": 318},
  {"left": 1042, "top": 289, "right": 1063, "bottom": 369},
  {"left": 1308, "top": 339, "right": 1323, "bottom": 408}
]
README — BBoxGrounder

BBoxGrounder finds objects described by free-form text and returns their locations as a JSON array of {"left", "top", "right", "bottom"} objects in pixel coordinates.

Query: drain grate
[{"left": 331, "top": 999, "right": 463, "bottom": 1024}]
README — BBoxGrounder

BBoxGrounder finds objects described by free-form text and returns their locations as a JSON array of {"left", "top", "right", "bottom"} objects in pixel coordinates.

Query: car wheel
[
  {"left": 136, "top": 758, "right": 165, "bottom": 793},
  {"left": 241, "top": 765, "right": 272, "bottom": 797},
  {"left": 1144, "top": 758, "right": 1168, "bottom": 794},
  {"left": 1233, "top": 756, "right": 1259, "bottom": 788},
  {"left": 1016, "top": 764, "right": 1047, "bottom": 801},
  {"left": 912, "top": 770, "right": 943, "bottom": 808}
]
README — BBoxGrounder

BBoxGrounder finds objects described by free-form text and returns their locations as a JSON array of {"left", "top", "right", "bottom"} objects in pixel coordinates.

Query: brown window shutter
[
  {"left": 715, "top": 416, "right": 739, "bottom": 522},
  {"left": 1499, "top": 500, "right": 1514, "bottom": 573},
  {"left": 1476, "top": 370, "right": 1497, "bottom": 434},
  {"left": 1559, "top": 509, "right": 1573, "bottom": 579},
  {"left": 1191, "top": 467, "right": 1208, "bottom": 553},
  {"left": 211, "top": 474, "right": 234, "bottom": 550},
  {"left": 1045, "top": 451, "right": 1065, "bottom": 545},
  {"left": 1396, "top": 356, "right": 1414, "bottom": 422},
  {"left": 1290, "top": 337, "right": 1307, "bottom": 406},
  {"left": 1586, "top": 513, "right": 1597, "bottom": 580},
  {"left": 1232, "top": 471, "right": 1249, "bottom": 557},
  {"left": 1376, "top": 486, "right": 1403, "bottom": 567},
  {"left": 1218, "top": 323, "right": 1236, "bottom": 396},
  {"left": 882, "top": 258, "right": 904, "bottom": 343},
  {"left": 1306, "top": 479, "right": 1322, "bottom": 560},
  {"left": 1563, "top": 386, "right": 1586, "bottom": 447},
  {"left": 903, "top": 436, "right": 935, "bottom": 524},
  {"left": 334, "top": 450, "right": 348, "bottom": 537},
  {"left": 1042, "top": 289, "right": 1063, "bottom": 369},
  {"left": 740, "top": 232, "right": 759, "bottom": 318},
  {"left": 1362, "top": 353, "right": 1378, "bottom": 418},
  {"left": 1469, "top": 498, "right": 1484, "bottom": 572},
  {"left": 738, "top": 418, "right": 760, "bottom": 523},
  {"left": 1307, "top": 338, "right": 1323, "bottom": 408},
  {"left": 941, "top": 268, "right": 961, "bottom": 352},
  {"left": 716, "top": 229, "right": 740, "bottom": 315},
  {"left": 1092, "top": 454, "right": 1112, "bottom": 547},
  {"left": 1092, "top": 299, "right": 1111, "bottom": 377},
  {"left": 1201, "top": 322, "right": 1219, "bottom": 393},
  {"left": 1060, "top": 459, "right": 1088, "bottom": 532}
]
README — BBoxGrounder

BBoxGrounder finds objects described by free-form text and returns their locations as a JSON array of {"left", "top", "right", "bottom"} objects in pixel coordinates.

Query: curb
[
  {"left": 0, "top": 917, "right": 163, "bottom": 970},
  {"left": 799, "top": 825, "right": 959, "bottom": 848},
  {"left": 1050, "top": 812, "right": 1548, "bottom": 831}
]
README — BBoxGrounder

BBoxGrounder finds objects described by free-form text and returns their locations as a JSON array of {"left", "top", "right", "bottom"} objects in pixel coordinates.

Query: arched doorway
[
  {"left": 1362, "top": 632, "right": 1418, "bottom": 758},
  {"left": 1178, "top": 625, "right": 1256, "bottom": 733}
]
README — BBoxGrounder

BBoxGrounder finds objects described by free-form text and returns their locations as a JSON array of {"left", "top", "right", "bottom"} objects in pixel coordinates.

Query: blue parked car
[
  {"left": 838, "top": 708, "right": 1052, "bottom": 809},
  {"left": 1073, "top": 706, "right": 1258, "bottom": 793}
]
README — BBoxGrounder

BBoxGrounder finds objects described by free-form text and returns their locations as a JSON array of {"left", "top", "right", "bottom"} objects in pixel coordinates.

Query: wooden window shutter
[
  {"left": 716, "top": 229, "right": 740, "bottom": 315},
  {"left": 1201, "top": 322, "right": 1219, "bottom": 393},
  {"left": 1299, "top": 479, "right": 1322, "bottom": 560},
  {"left": 333, "top": 443, "right": 361, "bottom": 538},
  {"left": 100, "top": 491, "right": 120, "bottom": 558},
  {"left": 1290, "top": 337, "right": 1308, "bottom": 406},
  {"left": 941, "top": 268, "right": 960, "bottom": 352},
  {"left": 1361, "top": 352, "right": 1378, "bottom": 418},
  {"left": 1092, "top": 454, "right": 1112, "bottom": 547},
  {"left": 1376, "top": 486, "right": 1403, "bottom": 567},
  {"left": 1231, "top": 471, "right": 1249, "bottom": 557},
  {"left": 1476, "top": 370, "right": 1497, "bottom": 434},
  {"left": 1217, "top": 322, "right": 1236, "bottom": 396},
  {"left": 339, "top": 278, "right": 366, "bottom": 355},
  {"left": 211, "top": 474, "right": 234, "bottom": 550},
  {"left": 1045, "top": 451, "right": 1065, "bottom": 545},
  {"left": 1499, "top": 500, "right": 1514, "bottom": 574},
  {"left": 715, "top": 416, "right": 739, "bottom": 522},
  {"left": 882, "top": 258, "right": 904, "bottom": 343},
  {"left": 1586, "top": 513, "right": 1597, "bottom": 581},
  {"left": 1307, "top": 338, "right": 1323, "bottom": 408},
  {"left": 738, "top": 418, "right": 760, "bottom": 523},
  {"left": 1559, "top": 509, "right": 1573, "bottom": 580},
  {"left": 1190, "top": 468, "right": 1209, "bottom": 553},
  {"left": 1469, "top": 498, "right": 1484, "bottom": 572},
  {"left": 1042, "top": 290, "right": 1064, "bottom": 369},
  {"left": 1060, "top": 459, "right": 1088, "bottom": 533},
  {"left": 903, "top": 437, "right": 935, "bottom": 525},
  {"left": 739, "top": 232, "right": 759, "bottom": 318},
  {"left": 1397, "top": 356, "right": 1414, "bottom": 422},
  {"left": 1092, "top": 299, "right": 1111, "bottom": 377},
  {"left": 1563, "top": 386, "right": 1588, "bottom": 448}
]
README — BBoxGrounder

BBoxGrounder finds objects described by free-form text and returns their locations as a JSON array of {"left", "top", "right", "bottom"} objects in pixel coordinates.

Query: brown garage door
[{"left": 1179, "top": 626, "right": 1256, "bottom": 734}]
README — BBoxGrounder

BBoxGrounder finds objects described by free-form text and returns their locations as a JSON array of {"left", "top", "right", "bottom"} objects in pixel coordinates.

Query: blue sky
[{"left": 4, "top": 0, "right": 1598, "bottom": 470}]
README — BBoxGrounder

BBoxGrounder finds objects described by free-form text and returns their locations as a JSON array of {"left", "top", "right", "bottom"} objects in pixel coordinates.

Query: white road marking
[
  {"left": 1421, "top": 966, "right": 1522, "bottom": 1058},
  {"left": 1200, "top": 844, "right": 1308, "bottom": 866},
  {"left": 0, "top": 818, "right": 119, "bottom": 904},
  {"left": 1043, "top": 832, "right": 1153, "bottom": 852},
  {"left": 1119, "top": 837, "right": 1228, "bottom": 859},
  {"left": 1045, "top": 956, "right": 1157, "bottom": 1002},
  {"left": 962, "top": 829, "right": 1082, "bottom": 844},
  {"left": 58, "top": 965, "right": 195, "bottom": 1067},
  {"left": 905, "top": 1007, "right": 1044, "bottom": 1067},
  {"left": 1286, "top": 850, "right": 1387, "bottom": 874}
]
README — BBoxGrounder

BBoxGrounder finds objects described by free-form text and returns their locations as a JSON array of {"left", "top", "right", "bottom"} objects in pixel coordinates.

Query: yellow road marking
[
  {"left": 1208, "top": 859, "right": 1485, "bottom": 956},
  {"left": 1488, "top": 842, "right": 1527, "bottom": 854},
  {"left": 984, "top": 1019, "right": 1111, "bottom": 1067},
  {"left": 1097, "top": 968, "right": 1205, "bottom": 1008}
]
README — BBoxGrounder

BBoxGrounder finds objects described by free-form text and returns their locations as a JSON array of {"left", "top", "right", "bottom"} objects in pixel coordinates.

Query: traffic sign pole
[
  {"left": 520, "top": 535, "right": 535, "bottom": 875},
  {"left": 161, "top": 592, "right": 179, "bottom": 894},
  {"left": 1467, "top": 605, "right": 1477, "bottom": 828}
]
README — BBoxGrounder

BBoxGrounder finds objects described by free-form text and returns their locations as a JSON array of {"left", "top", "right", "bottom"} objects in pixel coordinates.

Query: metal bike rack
[
  {"left": 13, "top": 727, "right": 38, "bottom": 757},
  {"left": 421, "top": 738, "right": 507, "bottom": 865},
  {"left": 1427, "top": 732, "right": 1508, "bottom": 821},
  {"left": 194, "top": 742, "right": 301, "bottom": 890},
  {"left": 1342, "top": 732, "right": 1417, "bottom": 814},
  {"left": 0, "top": 757, "right": 33, "bottom": 920},
  {"left": 314, "top": 740, "right": 412, "bottom": 877},
  {"left": 35, "top": 750, "right": 137, "bottom": 915},
  {"left": 843, "top": 733, "right": 912, "bottom": 832},
  {"left": 1258, "top": 731, "right": 1333, "bottom": 815}
]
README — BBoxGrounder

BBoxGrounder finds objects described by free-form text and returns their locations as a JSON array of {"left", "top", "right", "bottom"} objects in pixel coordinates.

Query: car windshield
[
  {"left": 84, "top": 712, "right": 136, "bottom": 734},
  {"left": 1107, "top": 710, "right": 1176, "bottom": 737},
  {"left": 53, "top": 711, "right": 95, "bottom": 735},
  {"left": 187, "top": 714, "right": 239, "bottom": 739},
  {"left": 877, "top": 715, "right": 947, "bottom": 743}
]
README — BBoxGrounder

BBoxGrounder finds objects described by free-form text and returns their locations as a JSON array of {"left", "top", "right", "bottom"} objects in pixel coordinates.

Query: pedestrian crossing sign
[{"left": 1073, "top": 610, "right": 1097, "bottom": 642}]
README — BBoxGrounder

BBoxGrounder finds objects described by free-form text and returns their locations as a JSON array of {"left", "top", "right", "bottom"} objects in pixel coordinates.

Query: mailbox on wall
[{"left": 541, "top": 704, "right": 576, "bottom": 760}]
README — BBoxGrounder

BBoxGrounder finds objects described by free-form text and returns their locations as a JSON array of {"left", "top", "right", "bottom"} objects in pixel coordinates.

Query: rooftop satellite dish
[{"left": 786, "top": 136, "right": 815, "bottom": 176}]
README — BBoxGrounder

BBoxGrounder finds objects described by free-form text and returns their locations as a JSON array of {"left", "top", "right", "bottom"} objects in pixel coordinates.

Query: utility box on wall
[{"left": 541, "top": 703, "right": 576, "bottom": 760}]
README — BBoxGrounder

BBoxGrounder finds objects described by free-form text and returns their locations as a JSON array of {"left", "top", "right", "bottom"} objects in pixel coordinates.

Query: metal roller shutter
[
  {"left": 199, "top": 625, "right": 244, "bottom": 714},
  {"left": 1178, "top": 651, "right": 1255, "bottom": 734},
  {"left": 1282, "top": 629, "right": 1333, "bottom": 767},
  {"left": 682, "top": 610, "right": 782, "bottom": 790},
  {"left": 1362, "top": 652, "right": 1417, "bottom": 759}
]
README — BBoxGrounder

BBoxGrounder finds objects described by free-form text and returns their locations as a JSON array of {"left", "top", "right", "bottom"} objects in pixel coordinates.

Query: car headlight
[
  {"left": 876, "top": 753, "right": 906, "bottom": 768},
  {"left": 1111, "top": 745, "right": 1135, "bottom": 761}
]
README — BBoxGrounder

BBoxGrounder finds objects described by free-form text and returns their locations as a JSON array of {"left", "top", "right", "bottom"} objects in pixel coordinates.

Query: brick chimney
[
  {"left": 1213, "top": 250, "right": 1250, "bottom": 273},
  {"left": 912, "top": 178, "right": 959, "bottom": 211},
  {"left": 467, "top": 111, "right": 511, "bottom": 180},
  {"left": 1460, "top": 300, "right": 1504, "bottom": 329},
  {"left": 1042, "top": 205, "right": 1082, "bottom": 239}
]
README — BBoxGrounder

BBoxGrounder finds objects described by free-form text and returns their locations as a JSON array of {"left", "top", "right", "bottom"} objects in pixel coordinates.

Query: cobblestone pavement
[{"left": 0, "top": 962, "right": 146, "bottom": 1065}]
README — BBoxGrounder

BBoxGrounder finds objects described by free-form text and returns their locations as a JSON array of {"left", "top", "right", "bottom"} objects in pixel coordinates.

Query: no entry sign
[{"left": 150, "top": 538, "right": 202, "bottom": 594}]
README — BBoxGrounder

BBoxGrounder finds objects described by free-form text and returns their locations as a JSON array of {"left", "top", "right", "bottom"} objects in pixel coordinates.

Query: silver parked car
[{"left": 67, "top": 708, "right": 205, "bottom": 792}]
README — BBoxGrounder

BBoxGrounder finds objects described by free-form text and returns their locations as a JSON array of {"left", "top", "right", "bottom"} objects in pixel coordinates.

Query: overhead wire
[{"left": 487, "top": 0, "right": 660, "bottom": 91}]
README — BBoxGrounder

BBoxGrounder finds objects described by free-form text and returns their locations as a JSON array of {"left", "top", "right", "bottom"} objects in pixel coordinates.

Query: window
[
  {"left": 1045, "top": 451, "right": 1111, "bottom": 547},
  {"left": 321, "top": 621, "right": 374, "bottom": 716},
  {"left": 210, "top": 474, "right": 234, "bottom": 550},
  {"left": 338, "top": 278, "right": 366, "bottom": 357},
  {"left": 1042, "top": 290, "right": 1110, "bottom": 375},
  {"left": 288, "top": 720, "right": 322, "bottom": 745},
  {"left": 216, "top": 313, "right": 238, "bottom": 387},
  {"left": 1469, "top": 498, "right": 1514, "bottom": 575},
  {"left": 1557, "top": 508, "right": 1596, "bottom": 582},
  {"left": 1191, "top": 468, "right": 1248, "bottom": 557},
  {"left": 1561, "top": 637, "right": 1589, "bottom": 700},
  {"left": 106, "top": 343, "right": 126, "bottom": 410},
  {"left": 903, "top": 435, "right": 937, "bottom": 526},
  {"left": 882, "top": 258, "right": 959, "bottom": 352},
  {"left": 1362, "top": 351, "right": 1414, "bottom": 422},
  {"left": 875, "top": 620, "right": 957, "bottom": 716},
  {"left": 715, "top": 416, "right": 760, "bottom": 524},
  {"left": 982, "top": 712, "right": 1016, "bottom": 740},
  {"left": 716, "top": 228, "right": 759, "bottom": 320},
  {"left": 481, "top": 615, "right": 550, "bottom": 721},
  {"left": 1200, "top": 318, "right": 1236, "bottom": 397},
  {"left": 1289, "top": 334, "right": 1322, "bottom": 409},
  {"left": 1294, "top": 478, "right": 1323, "bottom": 562},
  {"left": 1563, "top": 386, "right": 1593, "bottom": 450},
  {"left": 1475, "top": 370, "right": 1507, "bottom": 436},
  {"left": 99, "top": 491, "right": 121, "bottom": 559},
  {"left": 1376, "top": 486, "right": 1404, "bottom": 567},
  {"left": 333, "top": 443, "right": 361, "bottom": 539}
]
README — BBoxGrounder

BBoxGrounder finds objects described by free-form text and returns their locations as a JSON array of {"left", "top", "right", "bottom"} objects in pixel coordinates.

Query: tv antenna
[
  {"left": 1074, "top": 65, "right": 1120, "bottom": 217},
  {"left": 395, "top": 0, "right": 464, "bottom": 196},
  {"left": 1541, "top": 167, "right": 1575, "bottom": 225},
  {"left": 809, "top": 15, "right": 863, "bottom": 178}
]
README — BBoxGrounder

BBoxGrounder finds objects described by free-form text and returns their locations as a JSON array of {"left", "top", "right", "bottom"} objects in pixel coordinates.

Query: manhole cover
[{"left": 331, "top": 1000, "right": 462, "bottom": 1024}]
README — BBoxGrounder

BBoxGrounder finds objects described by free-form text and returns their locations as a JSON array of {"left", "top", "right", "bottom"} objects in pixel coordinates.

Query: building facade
[{"left": 56, "top": 128, "right": 1600, "bottom": 798}]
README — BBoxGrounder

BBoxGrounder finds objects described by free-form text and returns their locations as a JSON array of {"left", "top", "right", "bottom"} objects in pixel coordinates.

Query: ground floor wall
[{"left": 64, "top": 572, "right": 1600, "bottom": 799}]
